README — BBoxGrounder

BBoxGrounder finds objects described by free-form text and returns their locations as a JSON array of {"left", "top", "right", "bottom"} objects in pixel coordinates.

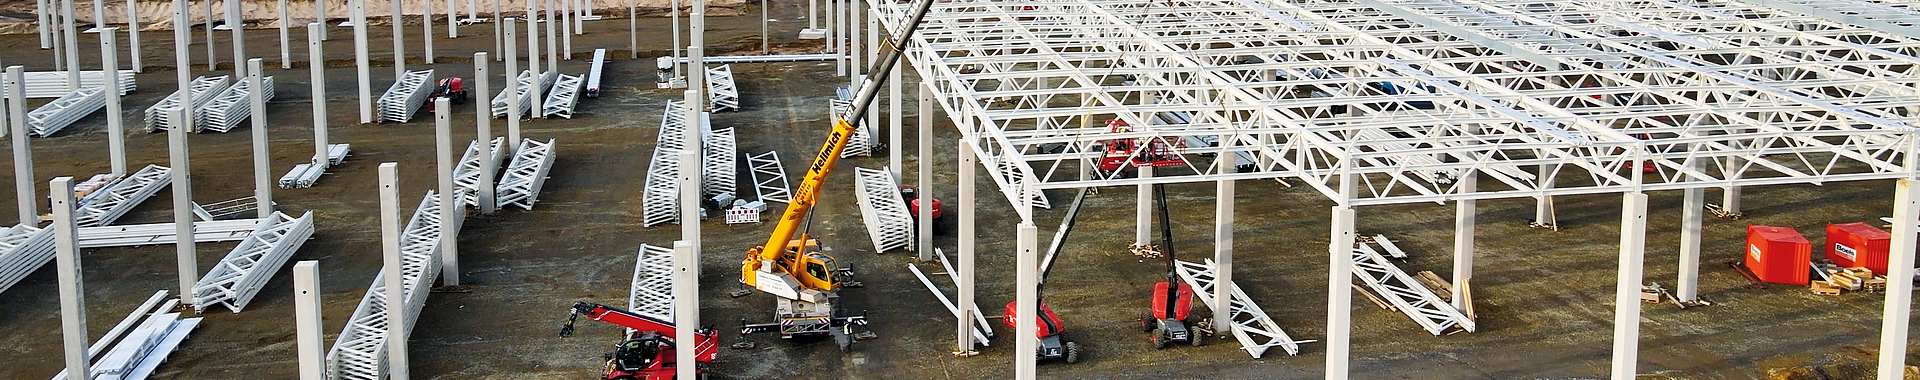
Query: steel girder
[
  {"left": 642, "top": 101, "right": 705, "bottom": 227},
  {"left": 491, "top": 70, "right": 555, "bottom": 119},
  {"left": 0, "top": 224, "right": 54, "bottom": 295},
  {"left": 280, "top": 144, "right": 351, "bottom": 189},
  {"left": 191, "top": 211, "right": 316, "bottom": 313},
  {"left": 1351, "top": 242, "right": 1476, "bottom": 335},
  {"left": 707, "top": 64, "right": 741, "bottom": 112},
  {"left": 704, "top": 128, "right": 738, "bottom": 199},
  {"left": 746, "top": 151, "right": 794, "bottom": 204},
  {"left": 200, "top": 76, "right": 276, "bottom": 133},
  {"left": 75, "top": 165, "right": 172, "bottom": 227},
  {"left": 326, "top": 192, "right": 457, "bottom": 380},
  {"left": 541, "top": 73, "right": 584, "bottom": 118},
  {"left": 628, "top": 244, "right": 676, "bottom": 322},
  {"left": 852, "top": 167, "right": 914, "bottom": 253},
  {"left": 495, "top": 138, "right": 557, "bottom": 210},
  {"left": 453, "top": 137, "right": 509, "bottom": 208},
  {"left": 26, "top": 86, "right": 106, "bottom": 137},
  {"left": 144, "top": 76, "right": 229, "bottom": 133},
  {"left": 1173, "top": 259, "right": 1304, "bottom": 358},
  {"left": 75, "top": 218, "right": 265, "bottom": 248},
  {"left": 377, "top": 69, "right": 435, "bottom": 123}
]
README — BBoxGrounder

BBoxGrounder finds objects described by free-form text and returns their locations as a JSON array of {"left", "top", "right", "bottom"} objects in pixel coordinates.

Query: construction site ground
[{"left": 0, "top": 5, "right": 1918, "bottom": 380}]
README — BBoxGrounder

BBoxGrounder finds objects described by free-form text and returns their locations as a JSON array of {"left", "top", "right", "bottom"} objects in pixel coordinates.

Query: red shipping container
[
  {"left": 1826, "top": 222, "right": 1892, "bottom": 275},
  {"left": 1747, "top": 225, "right": 1812, "bottom": 285}
]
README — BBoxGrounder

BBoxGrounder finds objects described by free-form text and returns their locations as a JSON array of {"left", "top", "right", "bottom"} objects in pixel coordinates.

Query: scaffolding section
[{"left": 377, "top": 69, "right": 435, "bottom": 123}]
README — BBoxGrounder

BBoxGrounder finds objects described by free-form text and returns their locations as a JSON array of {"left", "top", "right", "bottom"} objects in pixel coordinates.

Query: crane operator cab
[{"left": 609, "top": 331, "right": 674, "bottom": 373}]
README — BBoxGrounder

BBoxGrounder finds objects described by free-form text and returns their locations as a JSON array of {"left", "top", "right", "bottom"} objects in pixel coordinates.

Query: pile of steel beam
[
  {"left": 25, "top": 86, "right": 106, "bottom": 137},
  {"left": 452, "top": 138, "right": 507, "bottom": 207},
  {"left": 326, "top": 192, "right": 453, "bottom": 380},
  {"left": 0, "top": 224, "right": 54, "bottom": 294},
  {"left": 48, "top": 291, "right": 202, "bottom": 380},
  {"left": 852, "top": 167, "right": 913, "bottom": 253},
  {"left": 706, "top": 64, "right": 739, "bottom": 112},
  {"left": 1172, "top": 259, "right": 1303, "bottom": 358},
  {"left": 377, "top": 69, "right": 435, "bottom": 123},
  {"left": 641, "top": 101, "right": 700, "bottom": 227},
  {"left": 1, "top": 70, "right": 136, "bottom": 98},
  {"left": 495, "top": 139, "right": 556, "bottom": 210},
  {"left": 1351, "top": 242, "right": 1474, "bottom": 336},
  {"left": 73, "top": 165, "right": 172, "bottom": 227},
  {"left": 702, "top": 128, "right": 736, "bottom": 199},
  {"left": 144, "top": 76, "right": 230, "bottom": 133},
  {"left": 279, "top": 144, "right": 352, "bottom": 189},
  {"left": 192, "top": 211, "right": 315, "bottom": 313},
  {"left": 540, "top": 73, "right": 584, "bottom": 119},
  {"left": 77, "top": 219, "right": 265, "bottom": 248},
  {"left": 199, "top": 76, "right": 276, "bottom": 133},
  {"left": 627, "top": 244, "right": 675, "bottom": 322},
  {"left": 489, "top": 70, "right": 555, "bottom": 119},
  {"left": 585, "top": 49, "right": 606, "bottom": 98},
  {"left": 744, "top": 151, "right": 792, "bottom": 204}
]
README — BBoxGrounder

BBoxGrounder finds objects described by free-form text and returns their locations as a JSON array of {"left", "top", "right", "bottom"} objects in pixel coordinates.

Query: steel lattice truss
[{"left": 867, "top": 0, "right": 1919, "bottom": 208}]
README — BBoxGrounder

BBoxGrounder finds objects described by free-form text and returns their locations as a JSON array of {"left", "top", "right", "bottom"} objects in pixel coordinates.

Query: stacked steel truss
[
  {"left": 452, "top": 137, "right": 508, "bottom": 207},
  {"left": 144, "top": 76, "right": 230, "bottom": 133},
  {"left": 541, "top": 73, "right": 585, "bottom": 119},
  {"left": 490, "top": 70, "right": 556, "bottom": 119},
  {"left": 832, "top": 98, "right": 874, "bottom": 158},
  {"left": 627, "top": 244, "right": 676, "bottom": 322},
  {"left": 74, "top": 165, "right": 172, "bottom": 227},
  {"left": 496, "top": 139, "right": 557, "bottom": 210},
  {"left": 326, "top": 192, "right": 457, "bottom": 380},
  {"left": 377, "top": 69, "right": 435, "bottom": 123},
  {"left": 706, "top": 64, "right": 740, "bottom": 112},
  {"left": 0, "top": 224, "right": 54, "bottom": 294},
  {"left": 703, "top": 128, "right": 737, "bottom": 199},
  {"left": 1, "top": 70, "right": 137, "bottom": 98},
  {"left": 745, "top": 151, "right": 793, "bottom": 204},
  {"left": 26, "top": 86, "right": 106, "bottom": 137},
  {"left": 852, "top": 167, "right": 914, "bottom": 253},
  {"left": 1173, "top": 259, "right": 1303, "bottom": 358},
  {"left": 199, "top": 76, "right": 276, "bottom": 133},
  {"left": 1351, "top": 243, "right": 1474, "bottom": 335},
  {"left": 191, "top": 211, "right": 316, "bottom": 313},
  {"left": 642, "top": 101, "right": 698, "bottom": 227}
]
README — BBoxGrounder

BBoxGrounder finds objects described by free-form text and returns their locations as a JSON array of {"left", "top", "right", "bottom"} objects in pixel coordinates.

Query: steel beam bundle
[
  {"left": 627, "top": 244, "right": 675, "bottom": 322},
  {"left": 0, "top": 224, "right": 54, "bottom": 294},
  {"left": 641, "top": 101, "right": 700, "bottom": 227},
  {"left": 144, "top": 76, "right": 229, "bottom": 133},
  {"left": 76, "top": 219, "right": 264, "bottom": 248},
  {"left": 199, "top": 76, "right": 277, "bottom": 133},
  {"left": 495, "top": 139, "right": 556, "bottom": 210},
  {"left": 49, "top": 294, "right": 201, "bottom": 380},
  {"left": 25, "top": 86, "right": 105, "bottom": 137},
  {"left": 452, "top": 137, "right": 508, "bottom": 207},
  {"left": 744, "top": 151, "right": 793, "bottom": 204},
  {"left": 852, "top": 167, "right": 914, "bottom": 253},
  {"left": 1351, "top": 242, "right": 1474, "bottom": 335},
  {"left": 705, "top": 64, "right": 739, "bottom": 112},
  {"left": 489, "top": 70, "right": 555, "bottom": 119},
  {"left": 585, "top": 49, "right": 607, "bottom": 98},
  {"left": 279, "top": 144, "right": 352, "bottom": 189},
  {"left": 702, "top": 128, "right": 736, "bottom": 199},
  {"left": 1172, "top": 259, "right": 1304, "bottom": 358},
  {"left": 0, "top": 70, "right": 136, "bottom": 98},
  {"left": 539, "top": 73, "right": 584, "bottom": 119},
  {"left": 376, "top": 69, "right": 435, "bottom": 123},
  {"left": 672, "top": 54, "right": 841, "bottom": 64},
  {"left": 831, "top": 98, "right": 873, "bottom": 158},
  {"left": 191, "top": 211, "right": 316, "bottom": 313},
  {"left": 74, "top": 165, "right": 171, "bottom": 227},
  {"left": 325, "top": 192, "right": 454, "bottom": 380}
]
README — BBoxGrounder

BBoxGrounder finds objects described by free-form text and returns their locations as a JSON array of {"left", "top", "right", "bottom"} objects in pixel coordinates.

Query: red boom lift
[
  {"left": 1137, "top": 184, "right": 1202, "bottom": 349},
  {"left": 1099, "top": 119, "right": 1186, "bottom": 172},
  {"left": 559, "top": 302, "right": 720, "bottom": 380}
]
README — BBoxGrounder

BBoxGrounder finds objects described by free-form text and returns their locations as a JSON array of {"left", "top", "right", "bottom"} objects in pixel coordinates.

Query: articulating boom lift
[{"left": 560, "top": 302, "right": 719, "bottom": 380}]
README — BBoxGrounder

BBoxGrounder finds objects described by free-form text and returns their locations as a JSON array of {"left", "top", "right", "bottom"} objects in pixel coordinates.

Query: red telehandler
[{"left": 559, "top": 302, "right": 720, "bottom": 380}]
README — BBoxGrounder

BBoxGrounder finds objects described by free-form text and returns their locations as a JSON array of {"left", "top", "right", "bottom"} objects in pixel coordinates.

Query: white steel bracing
[
  {"left": 326, "top": 192, "right": 457, "bottom": 380},
  {"left": 832, "top": 98, "right": 874, "bottom": 158},
  {"left": 0, "top": 70, "right": 136, "bottom": 98},
  {"left": 864, "top": 0, "right": 1920, "bottom": 211},
  {"left": 745, "top": 151, "right": 793, "bottom": 204},
  {"left": 541, "top": 73, "right": 585, "bottom": 119},
  {"left": 279, "top": 144, "right": 353, "bottom": 188},
  {"left": 74, "top": 165, "right": 171, "bottom": 227},
  {"left": 144, "top": 76, "right": 229, "bottom": 133},
  {"left": 908, "top": 262, "right": 992, "bottom": 347},
  {"left": 1173, "top": 259, "right": 1304, "bottom": 358},
  {"left": 26, "top": 86, "right": 105, "bottom": 137},
  {"left": 191, "top": 211, "right": 316, "bottom": 313},
  {"left": 76, "top": 218, "right": 265, "bottom": 248},
  {"left": 453, "top": 137, "right": 509, "bottom": 207},
  {"left": 642, "top": 101, "right": 706, "bottom": 227},
  {"left": 703, "top": 128, "right": 737, "bottom": 199},
  {"left": 0, "top": 224, "right": 54, "bottom": 295},
  {"left": 852, "top": 166, "right": 914, "bottom": 253},
  {"left": 1351, "top": 242, "right": 1475, "bottom": 335},
  {"left": 586, "top": 49, "right": 607, "bottom": 98},
  {"left": 377, "top": 69, "right": 435, "bottom": 123},
  {"left": 1719, "top": 0, "right": 1920, "bottom": 40},
  {"left": 50, "top": 304, "right": 202, "bottom": 380},
  {"left": 490, "top": 70, "right": 556, "bottom": 119},
  {"left": 495, "top": 138, "right": 557, "bottom": 210},
  {"left": 706, "top": 64, "right": 740, "bottom": 112},
  {"left": 627, "top": 244, "right": 676, "bottom": 322},
  {"left": 200, "top": 76, "right": 277, "bottom": 133}
]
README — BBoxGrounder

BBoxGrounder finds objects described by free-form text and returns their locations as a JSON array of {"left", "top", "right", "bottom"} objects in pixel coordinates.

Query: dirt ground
[{"left": 1, "top": 3, "right": 1919, "bottom": 380}]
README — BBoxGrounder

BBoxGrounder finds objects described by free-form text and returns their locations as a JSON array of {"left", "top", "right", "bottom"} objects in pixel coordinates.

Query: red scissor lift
[{"left": 1098, "top": 119, "right": 1186, "bottom": 172}]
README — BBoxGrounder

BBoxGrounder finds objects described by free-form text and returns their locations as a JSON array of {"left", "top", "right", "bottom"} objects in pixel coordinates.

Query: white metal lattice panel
[
  {"left": 1351, "top": 243, "right": 1474, "bottom": 335},
  {"left": 627, "top": 244, "right": 675, "bottom": 322},
  {"left": 706, "top": 64, "right": 740, "bottom": 112},
  {"left": 495, "top": 138, "right": 557, "bottom": 210},
  {"left": 0, "top": 70, "right": 137, "bottom": 98},
  {"left": 326, "top": 192, "right": 454, "bottom": 380},
  {"left": 1173, "top": 259, "right": 1304, "bottom": 358},
  {"left": 491, "top": 70, "right": 557, "bottom": 118},
  {"left": 199, "top": 76, "right": 276, "bottom": 133},
  {"left": 144, "top": 76, "right": 229, "bottom": 133},
  {"left": 26, "top": 86, "right": 106, "bottom": 137},
  {"left": 745, "top": 151, "right": 793, "bottom": 204},
  {"left": 191, "top": 211, "right": 316, "bottom": 313},
  {"left": 832, "top": 98, "right": 874, "bottom": 158},
  {"left": 541, "top": 73, "right": 584, "bottom": 119},
  {"left": 453, "top": 137, "right": 509, "bottom": 208},
  {"left": 377, "top": 69, "right": 435, "bottom": 123},
  {"left": 702, "top": 128, "right": 737, "bottom": 199},
  {"left": 74, "top": 165, "right": 172, "bottom": 227},
  {"left": 0, "top": 224, "right": 54, "bottom": 295},
  {"left": 851, "top": 167, "right": 913, "bottom": 253},
  {"left": 641, "top": 102, "right": 694, "bottom": 227}
]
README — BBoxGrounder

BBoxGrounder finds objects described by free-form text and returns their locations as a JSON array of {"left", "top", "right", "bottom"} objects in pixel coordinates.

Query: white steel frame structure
[
  {"left": 541, "top": 73, "right": 585, "bottom": 118},
  {"left": 702, "top": 128, "right": 737, "bottom": 199},
  {"left": 852, "top": 166, "right": 914, "bottom": 253},
  {"left": 706, "top": 64, "right": 740, "bottom": 112},
  {"left": 627, "top": 244, "right": 676, "bottom": 322},
  {"left": 200, "top": 76, "right": 277, "bottom": 133},
  {"left": 191, "top": 211, "right": 316, "bottom": 313},
  {"left": 326, "top": 192, "right": 459, "bottom": 380},
  {"left": 26, "top": 86, "right": 106, "bottom": 137},
  {"left": 74, "top": 165, "right": 172, "bottom": 228},
  {"left": 1172, "top": 259, "right": 1304, "bottom": 358},
  {"left": 495, "top": 138, "right": 557, "bottom": 210},
  {"left": 745, "top": 151, "right": 794, "bottom": 204},
  {"left": 377, "top": 69, "right": 436, "bottom": 123},
  {"left": 144, "top": 76, "right": 229, "bottom": 133}
]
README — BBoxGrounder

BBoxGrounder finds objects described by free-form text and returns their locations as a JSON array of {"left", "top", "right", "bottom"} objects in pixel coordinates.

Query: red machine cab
[
  {"left": 1002, "top": 301, "right": 1065, "bottom": 337},
  {"left": 1149, "top": 281, "right": 1193, "bottom": 320}
]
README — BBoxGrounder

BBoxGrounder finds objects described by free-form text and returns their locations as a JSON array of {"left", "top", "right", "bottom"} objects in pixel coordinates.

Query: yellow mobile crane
[{"left": 738, "top": 0, "right": 937, "bottom": 352}]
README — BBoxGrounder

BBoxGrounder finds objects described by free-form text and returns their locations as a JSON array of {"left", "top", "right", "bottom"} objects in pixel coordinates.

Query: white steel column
[
  {"left": 1014, "top": 221, "right": 1038, "bottom": 379},
  {"left": 168, "top": 107, "right": 196, "bottom": 302},
  {"left": 378, "top": 163, "right": 410, "bottom": 380},
  {"left": 393, "top": 0, "right": 407, "bottom": 76},
  {"left": 1214, "top": 178, "right": 1233, "bottom": 333},
  {"left": 1676, "top": 185, "right": 1704, "bottom": 303},
  {"left": 127, "top": 0, "right": 141, "bottom": 72},
  {"left": 1611, "top": 191, "right": 1649, "bottom": 379},
  {"left": 1535, "top": 163, "right": 1553, "bottom": 226},
  {"left": 6, "top": 67, "right": 32, "bottom": 226},
  {"left": 250, "top": 59, "right": 274, "bottom": 217},
  {"left": 353, "top": 0, "right": 373, "bottom": 123},
  {"left": 435, "top": 98, "right": 459, "bottom": 286},
  {"left": 62, "top": 0, "right": 80, "bottom": 90},
  {"left": 293, "top": 261, "right": 323, "bottom": 380},
  {"left": 956, "top": 139, "right": 976, "bottom": 353},
  {"left": 1326, "top": 204, "right": 1355, "bottom": 379},
  {"left": 1453, "top": 170, "right": 1475, "bottom": 311},
  {"left": 916, "top": 83, "right": 931, "bottom": 260},
  {"left": 423, "top": 0, "right": 435, "bottom": 64},
  {"left": 475, "top": 52, "right": 497, "bottom": 214},
  {"left": 52, "top": 177, "right": 86, "bottom": 380},
  {"left": 90, "top": 0, "right": 104, "bottom": 29},
  {"left": 102, "top": 30, "right": 127, "bottom": 176},
  {"left": 227, "top": 0, "right": 245, "bottom": 77},
  {"left": 280, "top": 0, "right": 291, "bottom": 68},
  {"left": 673, "top": 240, "right": 698, "bottom": 380},
  {"left": 506, "top": 19, "right": 522, "bottom": 146},
  {"left": 1136, "top": 167, "right": 1152, "bottom": 247},
  {"left": 308, "top": 23, "right": 330, "bottom": 166}
]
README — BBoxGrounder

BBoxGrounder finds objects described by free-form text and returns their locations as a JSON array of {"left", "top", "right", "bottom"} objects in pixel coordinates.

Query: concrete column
[
  {"left": 393, "top": 0, "right": 407, "bottom": 77},
  {"left": 1214, "top": 178, "right": 1233, "bottom": 333},
  {"left": 678, "top": 141, "right": 700, "bottom": 243},
  {"left": 1325, "top": 205, "right": 1355, "bottom": 379},
  {"left": 279, "top": 0, "right": 291, "bottom": 68},
  {"left": 1722, "top": 138, "right": 1744, "bottom": 216},
  {"left": 89, "top": 0, "right": 103, "bottom": 29},
  {"left": 1611, "top": 191, "right": 1648, "bottom": 380},
  {"left": 956, "top": 139, "right": 976, "bottom": 353},
  {"left": 378, "top": 162, "right": 409, "bottom": 380},
  {"left": 435, "top": 98, "right": 460, "bottom": 286},
  {"left": 686, "top": 0, "right": 704, "bottom": 95},
  {"left": 168, "top": 107, "right": 196, "bottom": 302},
  {"left": 1453, "top": 170, "right": 1475, "bottom": 311},
  {"left": 850, "top": 0, "right": 861, "bottom": 78},
  {"left": 174, "top": 0, "right": 191, "bottom": 101},
  {"left": 308, "top": 23, "right": 330, "bottom": 166},
  {"left": 249, "top": 59, "right": 274, "bottom": 217},
  {"left": 293, "top": 261, "right": 323, "bottom": 380},
  {"left": 1677, "top": 185, "right": 1703, "bottom": 303},
  {"left": 317, "top": 0, "right": 328, "bottom": 40},
  {"left": 101, "top": 30, "right": 126, "bottom": 177},
  {"left": 670, "top": 0, "right": 680, "bottom": 80},
  {"left": 808, "top": 0, "right": 818, "bottom": 31},
  {"left": 127, "top": 0, "right": 142, "bottom": 72},
  {"left": 39, "top": 0, "right": 52, "bottom": 49},
  {"left": 1014, "top": 221, "right": 1039, "bottom": 379},
  {"left": 496, "top": 0, "right": 507, "bottom": 61},
  {"left": 447, "top": 0, "right": 457, "bottom": 38},
  {"left": 62, "top": 0, "right": 80, "bottom": 90},
  {"left": 353, "top": 0, "right": 373, "bottom": 123},
  {"left": 829, "top": 0, "right": 840, "bottom": 76},
  {"left": 204, "top": 0, "right": 215, "bottom": 70},
  {"left": 867, "top": 2, "right": 878, "bottom": 66},
  {"left": 6, "top": 67, "right": 33, "bottom": 226},
  {"left": 1880, "top": 179, "right": 1919, "bottom": 379},
  {"left": 423, "top": 0, "right": 435, "bottom": 64},
  {"left": 1136, "top": 166, "right": 1153, "bottom": 247},
  {"left": 527, "top": 15, "right": 542, "bottom": 118},
  {"left": 628, "top": 0, "right": 637, "bottom": 58},
  {"left": 673, "top": 240, "right": 698, "bottom": 380},
  {"left": 475, "top": 52, "right": 497, "bottom": 214},
  {"left": 53, "top": 177, "right": 87, "bottom": 380},
  {"left": 505, "top": 19, "right": 523, "bottom": 146},
  {"left": 839, "top": 0, "right": 849, "bottom": 76},
  {"left": 544, "top": 0, "right": 557, "bottom": 68},
  {"left": 226, "top": 0, "right": 246, "bottom": 77},
  {"left": 560, "top": 0, "right": 571, "bottom": 58},
  {"left": 52, "top": 2, "right": 63, "bottom": 72},
  {"left": 1535, "top": 163, "right": 1553, "bottom": 227},
  {"left": 916, "top": 82, "right": 932, "bottom": 260}
]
